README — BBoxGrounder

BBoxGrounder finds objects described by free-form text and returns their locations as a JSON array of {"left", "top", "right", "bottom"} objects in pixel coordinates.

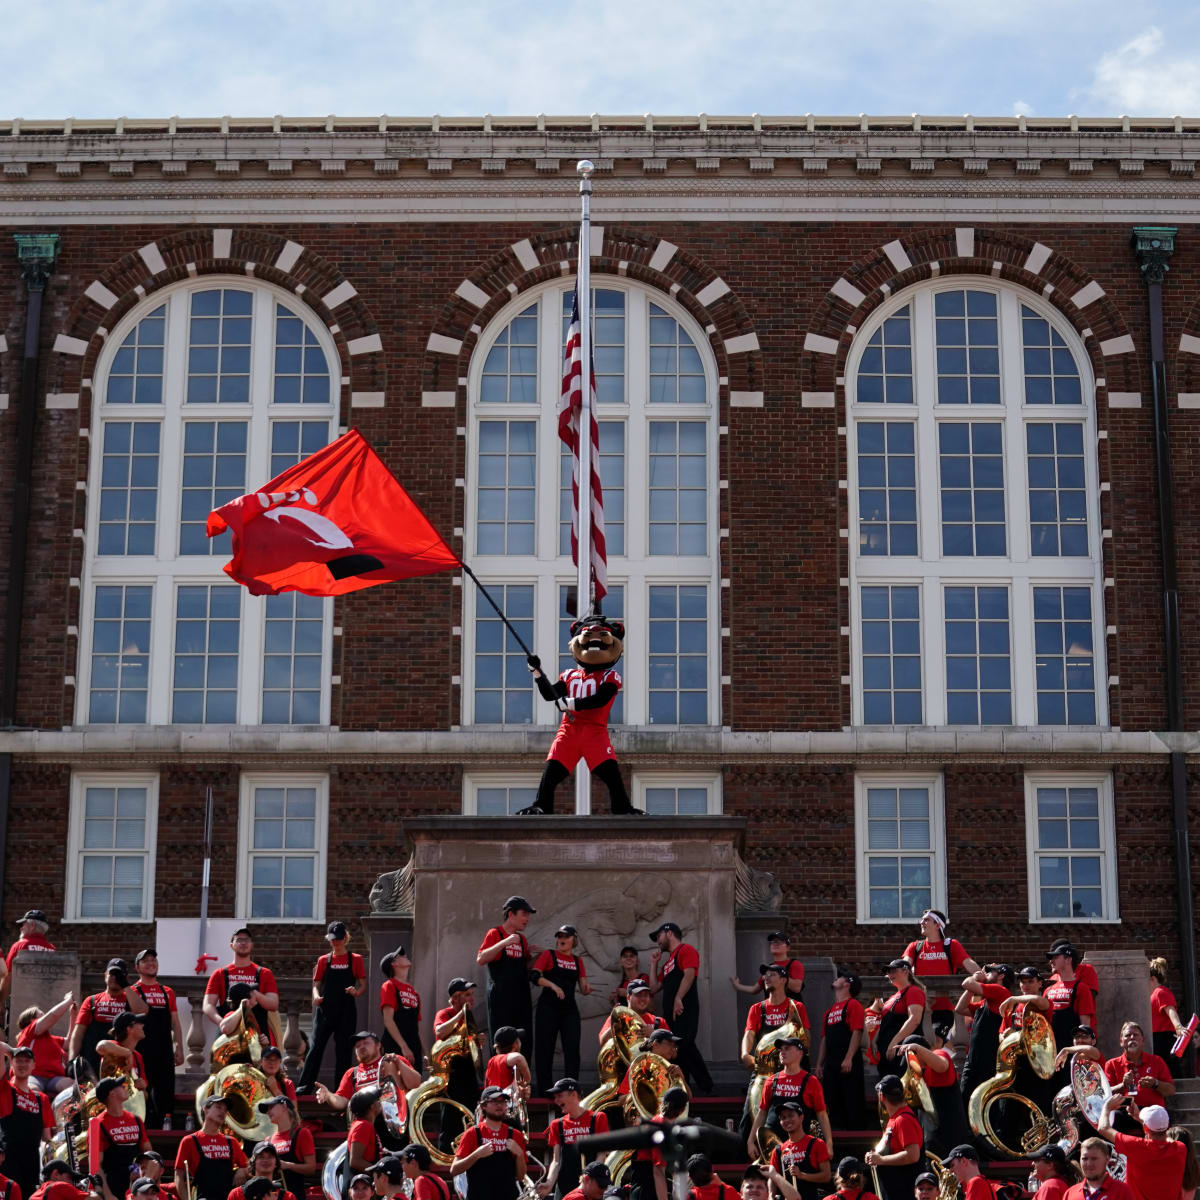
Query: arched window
[
  {"left": 464, "top": 279, "right": 720, "bottom": 729},
  {"left": 847, "top": 280, "right": 1105, "bottom": 727},
  {"left": 78, "top": 279, "right": 339, "bottom": 726}
]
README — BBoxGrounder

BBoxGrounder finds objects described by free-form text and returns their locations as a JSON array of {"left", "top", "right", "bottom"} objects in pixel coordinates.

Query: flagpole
[{"left": 574, "top": 159, "right": 594, "bottom": 817}]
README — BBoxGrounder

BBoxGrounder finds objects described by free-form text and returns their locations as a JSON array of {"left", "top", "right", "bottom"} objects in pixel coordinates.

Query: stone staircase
[{"left": 1171, "top": 1076, "right": 1200, "bottom": 1138}]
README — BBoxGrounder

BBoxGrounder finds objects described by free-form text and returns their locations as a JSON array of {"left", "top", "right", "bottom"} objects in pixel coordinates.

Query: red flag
[{"left": 206, "top": 428, "right": 459, "bottom": 597}]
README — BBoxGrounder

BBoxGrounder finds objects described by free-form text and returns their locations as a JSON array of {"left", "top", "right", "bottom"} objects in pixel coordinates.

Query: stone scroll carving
[
  {"left": 368, "top": 859, "right": 415, "bottom": 915},
  {"left": 734, "top": 851, "right": 782, "bottom": 914}
]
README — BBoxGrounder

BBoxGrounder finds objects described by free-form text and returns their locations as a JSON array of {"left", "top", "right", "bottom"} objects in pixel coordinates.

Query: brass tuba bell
[
  {"left": 623, "top": 1049, "right": 689, "bottom": 1124},
  {"left": 582, "top": 1006, "right": 644, "bottom": 1119},
  {"left": 968, "top": 1009, "right": 1057, "bottom": 1158},
  {"left": 404, "top": 1006, "right": 482, "bottom": 1168}
]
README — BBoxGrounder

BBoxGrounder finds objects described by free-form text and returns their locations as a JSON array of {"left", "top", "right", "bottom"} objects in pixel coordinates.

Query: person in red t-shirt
[
  {"left": 89, "top": 1078, "right": 150, "bottom": 1200},
  {"left": 2, "top": 1045, "right": 55, "bottom": 1200},
  {"left": 482, "top": 1026, "right": 531, "bottom": 1112},
  {"left": 316, "top": 1030, "right": 419, "bottom": 1112},
  {"left": 684, "top": 1153, "right": 739, "bottom": 1200},
  {"left": 816, "top": 969, "right": 866, "bottom": 1131},
  {"left": 4, "top": 912, "right": 54, "bottom": 972},
  {"left": 865, "top": 1075, "right": 923, "bottom": 1200},
  {"left": 942, "top": 1144, "right": 999, "bottom": 1200},
  {"left": 610, "top": 945, "right": 652, "bottom": 1007},
  {"left": 379, "top": 946, "right": 422, "bottom": 1065},
  {"left": 557, "top": 1159, "right": 611, "bottom": 1200},
  {"left": 769, "top": 1100, "right": 832, "bottom": 1197},
  {"left": 731, "top": 932, "right": 806, "bottom": 999},
  {"left": 450, "top": 1086, "right": 528, "bottom": 1199},
  {"left": 1101, "top": 1022, "right": 1175, "bottom": 1129},
  {"left": 542, "top": 1077, "right": 610, "bottom": 1196},
  {"left": 28, "top": 1160, "right": 90, "bottom": 1200},
  {"left": 901, "top": 1029, "right": 972, "bottom": 1157},
  {"left": 94, "top": 1015, "right": 150, "bottom": 1120},
  {"left": 398, "top": 1144, "right": 451, "bottom": 1200},
  {"left": 344, "top": 1088, "right": 383, "bottom": 1177},
  {"left": 650, "top": 922, "right": 713, "bottom": 1095},
  {"left": 1064, "top": 1136, "right": 1136, "bottom": 1200},
  {"left": 68, "top": 961, "right": 147, "bottom": 1076},
  {"left": 225, "top": 1144, "right": 296, "bottom": 1200},
  {"left": 958, "top": 963, "right": 1014, "bottom": 1105},
  {"left": 258, "top": 1095, "right": 315, "bottom": 1200},
  {"left": 532, "top": 925, "right": 592, "bottom": 1096},
  {"left": 174, "top": 1095, "right": 248, "bottom": 1200},
  {"left": 748, "top": 1037, "right": 832, "bottom": 1162},
  {"left": 15, "top": 991, "right": 73, "bottom": 1095},
  {"left": 1047, "top": 942, "right": 1099, "bottom": 1036},
  {"left": 1098, "top": 1096, "right": 1186, "bottom": 1200},
  {"left": 201, "top": 930, "right": 278, "bottom": 1045},
  {"left": 903, "top": 910, "right": 979, "bottom": 1019},
  {"left": 1028, "top": 1144, "right": 1078, "bottom": 1199},
  {"left": 296, "top": 921, "right": 366, "bottom": 1094},
  {"left": 1049, "top": 941, "right": 1100, "bottom": 1002},
  {"left": 1148, "top": 956, "right": 1188, "bottom": 1075},
  {"left": 599, "top": 981, "right": 668, "bottom": 1044}
]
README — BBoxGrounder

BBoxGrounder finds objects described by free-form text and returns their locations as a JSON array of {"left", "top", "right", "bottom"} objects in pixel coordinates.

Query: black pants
[
  {"left": 534, "top": 1000, "right": 581, "bottom": 1096},
  {"left": 822, "top": 1057, "right": 866, "bottom": 1129},
  {"left": 146, "top": 1055, "right": 177, "bottom": 1129},
  {"left": 668, "top": 1004, "right": 713, "bottom": 1092},
  {"left": 1154, "top": 1030, "right": 1189, "bottom": 1078},
  {"left": 298, "top": 1001, "right": 356, "bottom": 1088}
]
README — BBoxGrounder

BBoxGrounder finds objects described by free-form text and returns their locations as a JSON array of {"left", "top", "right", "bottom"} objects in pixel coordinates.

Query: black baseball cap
[
  {"left": 875, "top": 1074, "right": 904, "bottom": 1098},
  {"left": 249, "top": 1142, "right": 278, "bottom": 1160},
  {"left": 886, "top": 958, "right": 910, "bottom": 972},
  {"left": 502, "top": 895, "right": 536, "bottom": 914},
  {"left": 761, "top": 962, "right": 787, "bottom": 977},
  {"left": 554, "top": 924, "right": 577, "bottom": 937},
  {"left": 232, "top": 927, "right": 252, "bottom": 939},
  {"left": 775, "top": 1036, "right": 805, "bottom": 1049},
  {"left": 777, "top": 1100, "right": 804, "bottom": 1113},
  {"left": 647, "top": 1029, "right": 681, "bottom": 1043},
  {"left": 11, "top": 1045, "right": 32, "bottom": 1059},
  {"left": 1030, "top": 1145, "right": 1069, "bottom": 1164},
  {"left": 262, "top": 1045, "right": 283, "bottom": 1059},
  {"left": 915, "top": 1172, "right": 939, "bottom": 1186},
  {"left": 379, "top": 946, "right": 407, "bottom": 977},
  {"left": 369, "top": 1158, "right": 405, "bottom": 1183},
  {"left": 348, "top": 1087, "right": 382, "bottom": 1117},
  {"left": 110, "top": 1011, "right": 146, "bottom": 1037},
  {"left": 547, "top": 1078, "right": 580, "bottom": 1094},
  {"left": 327, "top": 921, "right": 348, "bottom": 939},
  {"left": 352, "top": 1030, "right": 380, "bottom": 1044},
  {"left": 446, "top": 977, "right": 476, "bottom": 995},
  {"left": 399, "top": 1145, "right": 432, "bottom": 1169},
  {"left": 766, "top": 931, "right": 790, "bottom": 943},
  {"left": 16, "top": 910, "right": 47, "bottom": 925},
  {"left": 135, "top": 1152, "right": 163, "bottom": 1165},
  {"left": 1048, "top": 942, "right": 1079, "bottom": 960},
  {"left": 105, "top": 957, "right": 128, "bottom": 975},
  {"left": 130, "top": 1182, "right": 160, "bottom": 1197},
  {"left": 243, "top": 1179, "right": 282, "bottom": 1200},
  {"left": 1076, "top": 1024, "right": 1097, "bottom": 1037},
  {"left": 479, "top": 1086, "right": 508, "bottom": 1103},
  {"left": 134, "top": 948, "right": 157, "bottom": 964},
  {"left": 943, "top": 1144, "right": 979, "bottom": 1163},
  {"left": 837, "top": 1157, "right": 865, "bottom": 1178},
  {"left": 649, "top": 921, "right": 682, "bottom": 941},
  {"left": 493, "top": 1026, "right": 521, "bottom": 1049},
  {"left": 201, "top": 1093, "right": 228, "bottom": 1110},
  {"left": 348, "top": 1176, "right": 373, "bottom": 1190},
  {"left": 582, "top": 1162, "right": 612, "bottom": 1184},
  {"left": 256, "top": 1095, "right": 291, "bottom": 1113},
  {"left": 1019, "top": 966, "right": 1045, "bottom": 980},
  {"left": 95, "top": 1077, "right": 126, "bottom": 1102}
]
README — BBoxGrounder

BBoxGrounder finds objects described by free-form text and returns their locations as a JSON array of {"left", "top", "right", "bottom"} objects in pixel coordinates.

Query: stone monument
[{"left": 8, "top": 950, "right": 80, "bottom": 1041}]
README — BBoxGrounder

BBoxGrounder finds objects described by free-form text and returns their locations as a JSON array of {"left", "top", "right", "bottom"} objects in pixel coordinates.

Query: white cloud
[
  {"left": 1083, "top": 26, "right": 1200, "bottom": 114},
  {"left": 1012, "top": 100, "right": 1034, "bottom": 117}
]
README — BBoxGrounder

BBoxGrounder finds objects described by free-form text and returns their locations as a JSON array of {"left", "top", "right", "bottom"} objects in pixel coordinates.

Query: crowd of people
[{"left": 0, "top": 903, "right": 1195, "bottom": 1200}]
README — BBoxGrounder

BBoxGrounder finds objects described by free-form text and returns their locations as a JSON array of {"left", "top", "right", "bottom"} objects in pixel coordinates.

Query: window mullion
[
  {"left": 1001, "top": 292, "right": 1031, "bottom": 564},
  {"left": 913, "top": 293, "right": 941, "bottom": 567},
  {"left": 925, "top": 580, "right": 946, "bottom": 725},
  {"left": 1011, "top": 578, "right": 1037, "bottom": 723}
]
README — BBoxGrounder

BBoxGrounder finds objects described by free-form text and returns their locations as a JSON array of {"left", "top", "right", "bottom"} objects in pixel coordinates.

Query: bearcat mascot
[{"left": 519, "top": 614, "right": 641, "bottom": 815}]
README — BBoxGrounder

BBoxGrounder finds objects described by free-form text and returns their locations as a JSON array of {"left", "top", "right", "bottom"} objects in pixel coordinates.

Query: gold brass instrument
[
  {"left": 194, "top": 1062, "right": 275, "bottom": 1142},
  {"left": 582, "top": 1006, "right": 644, "bottom": 1119},
  {"left": 868, "top": 1130, "right": 887, "bottom": 1199},
  {"left": 902, "top": 1048, "right": 937, "bottom": 1119},
  {"left": 321, "top": 1141, "right": 348, "bottom": 1200},
  {"left": 211, "top": 1002, "right": 265, "bottom": 1070},
  {"left": 745, "top": 1001, "right": 809, "bottom": 1122},
  {"left": 623, "top": 1050, "right": 689, "bottom": 1123},
  {"left": 405, "top": 1006, "right": 484, "bottom": 1168},
  {"left": 926, "top": 1151, "right": 959, "bottom": 1200},
  {"left": 100, "top": 1052, "right": 147, "bottom": 1122},
  {"left": 968, "top": 1009, "right": 1057, "bottom": 1158},
  {"left": 603, "top": 1149, "right": 635, "bottom": 1187}
]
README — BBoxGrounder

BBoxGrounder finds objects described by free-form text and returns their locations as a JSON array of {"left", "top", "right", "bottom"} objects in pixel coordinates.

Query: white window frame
[
  {"left": 846, "top": 277, "right": 1106, "bottom": 727},
  {"left": 854, "top": 771, "right": 947, "bottom": 925},
  {"left": 64, "top": 772, "right": 160, "bottom": 923},
  {"left": 462, "top": 771, "right": 543, "bottom": 815},
  {"left": 77, "top": 277, "right": 338, "bottom": 728},
  {"left": 462, "top": 277, "right": 721, "bottom": 728},
  {"left": 632, "top": 771, "right": 723, "bottom": 815},
  {"left": 236, "top": 773, "right": 329, "bottom": 924},
  {"left": 1023, "top": 771, "right": 1120, "bottom": 924}
]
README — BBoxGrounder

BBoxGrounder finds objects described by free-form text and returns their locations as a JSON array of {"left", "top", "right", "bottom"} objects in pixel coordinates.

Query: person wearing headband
[{"left": 901, "top": 910, "right": 979, "bottom": 1020}]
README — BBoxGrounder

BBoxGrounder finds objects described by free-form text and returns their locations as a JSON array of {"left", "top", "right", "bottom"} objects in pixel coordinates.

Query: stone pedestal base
[
  {"left": 1088, "top": 950, "right": 1152, "bottom": 1058},
  {"left": 360, "top": 913, "right": 414, "bottom": 1031},
  {"left": 9, "top": 951, "right": 80, "bottom": 1042}
]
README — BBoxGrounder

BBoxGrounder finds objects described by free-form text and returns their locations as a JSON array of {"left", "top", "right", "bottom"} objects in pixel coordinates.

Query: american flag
[{"left": 559, "top": 291, "right": 608, "bottom": 604}]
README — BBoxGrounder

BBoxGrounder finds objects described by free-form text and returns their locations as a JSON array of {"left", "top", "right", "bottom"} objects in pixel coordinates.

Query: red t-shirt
[
  {"left": 531, "top": 950, "right": 586, "bottom": 980},
  {"left": 455, "top": 1121, "right": 527, "bottom": 1157},
  {"left": 484, "top": 1053, "right": 515, "bottom": 1089},
  {"left": 30, "top": 1185, "right": 84, "bottom": 1200},
  {"left": 926, "top": 1047, "right": 958, "bottom": 1089},
  {"left": 971, "top": 983, "right": 1012, "bottom": 1016},
  {"left": 687, "top": 1183, "right": 739, "bottom": 1200},
  {"left": 770, "top": 1134, "right": 831, "bottom": 1178},
  {"left": 823, "top": 997, "right": 866, "bottom": 1034},
  {"left": 760, "top": 1069, "right": 826, "bottom": 1113},
  {"left": 757, "top": 959, "right": 806, "bottom": 990},
  {"left": 313, "top": 953, "right": 365, "bottom": 983},
  {"left": 1150, "top": 985, "right": 1178, "bottom": 1034},
  {"left": 0, "top": 1079, "right": 52, "bottom": 1127},
  {"left": 1044, "top": 978, "right": 1096, "bottom": 1020},
  {"left": 91, "top": 1111, "right": 147, "bottom": 1174},
  {"left": 0, "top": 1171, "right": 21, "bottom": 1200},
  {"left": 1103, "top": 1052, "right": 1173, "bottom": 1108},
  {"left": 268, "top": 1125, "right": 315, "bottom": 1163},
  {"left": 745, "top": 999, "right": 795, "bottom": 1036},
  {"left": 1063, "top": 1178, "right": 1137, "bottom": 1200},
  {"left": 659, "top": 943, "right": 701, "bottom": 982},
  {"left": 380, "top": 979, "right": 421, "bottom": 1020},
  {"left": 478, "top": 927, "right": 530, "bottom": 963},
  {"left": 75, "top": 991, "right": 129, "bottom": 1028},
  {"left": 962, "top": 1179, "right": 996, "bottom": 1200},
  {"left": 5, "top": 936, "right": 55, "bottom": 969},
  {"left": 882, "top": 1106, "right": 922, "bottom": 1156},
  {"left": 16, "top": 1024, "right": 65, "bottom": 1078},
  {"left": 599, "top": 1010, "right": 668, "bottom": 1043},
  {"left": 1110, "top": 1132, "right": 1187, "bottom": 1200},
  {"left": 819, "top": 1190, "right": 880, "bottom": 1200},
  {"left": 547, "top": 1108, "right": 610, "bottom": 1148},
  {"left": 204, "top": 961, "right": 278, "bottom": 1000},
  {"left": 410, "top": 1176, "right": 451, "bottom": 1200},
  {"left": 904, "top": 938, "right": 969, "bottom": 1011},
  {"left": 133, "top": 980, "right": 177, "bottom": 1014},
  {"left": 228, "top": 1187, "right": 295, "bottom": 1200},
  {"left": 882, "top": 984, "right": 926, "bottom": 1021},
  {"left": 335, "top": 1057, "right": 381, "bottom": 1099},
  {"left": 346, "top": 1118, "right": 380, "bottom": 1162},
  {"left": 173, "top": 1130, "right": 246, "bottom": 1174},
  {"left": 1033, "top": 1180, "right": 1072, "bottom": 1200}
]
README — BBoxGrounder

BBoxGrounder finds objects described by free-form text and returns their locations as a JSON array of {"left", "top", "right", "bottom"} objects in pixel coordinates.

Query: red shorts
[{"left": 547, "top": 722, "right": 616, "bottom": 770}]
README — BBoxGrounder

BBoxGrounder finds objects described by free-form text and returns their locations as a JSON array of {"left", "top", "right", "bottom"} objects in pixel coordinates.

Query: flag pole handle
[{"left": 459, "top": 563, "right": 536, "bottom": 659}]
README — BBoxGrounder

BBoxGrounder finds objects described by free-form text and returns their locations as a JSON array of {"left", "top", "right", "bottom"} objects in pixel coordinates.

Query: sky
[{"left": 5, "top": 0, "right": 1200, "bottom": 119}]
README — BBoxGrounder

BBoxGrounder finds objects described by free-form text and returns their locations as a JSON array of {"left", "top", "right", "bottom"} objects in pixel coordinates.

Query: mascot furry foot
[{"left": 519, "top": 614, "right": 642, "bottom": 816}]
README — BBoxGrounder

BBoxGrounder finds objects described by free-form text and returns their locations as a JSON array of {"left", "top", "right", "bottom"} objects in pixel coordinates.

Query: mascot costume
[{"left": 519, "top": 614, "right": 640, "bottom": 815}]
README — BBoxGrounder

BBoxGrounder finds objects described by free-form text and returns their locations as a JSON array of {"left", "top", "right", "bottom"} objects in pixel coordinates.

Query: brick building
[{"left": 0, "top": 114, "right": 1196, "bottom": 1014}]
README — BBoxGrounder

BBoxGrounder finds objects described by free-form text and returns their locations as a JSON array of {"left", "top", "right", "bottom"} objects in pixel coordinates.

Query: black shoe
[
  {"left": 516, "top": 804, "right": 549, "bottom": 815},
  {"left": 295, "top": 1084, "right": 316, "bottom": 1097}
]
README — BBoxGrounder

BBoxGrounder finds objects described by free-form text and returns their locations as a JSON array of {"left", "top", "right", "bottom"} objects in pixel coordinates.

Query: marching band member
[
  {"left": 1028, "top": 1144, "right": 1080, "bottom": 1198},
  {"left": 28, "top": 1160, "right": 91, "bottom": 1200},
  {"left": 863, "top": 1075, "right": 923, "bottom": 1200},
  {"left": 345, "top": 1175, "right": 373, "bottom": 1200},
  {"left": 94, "top": 1013, "right": 149, "bottom": 1100},
  {"left": 876, "top": 962, "right": 924, "bottom": 1083},
  {"left": 558, "top": 1162, "right": 611, "bottom": 1200},
  {"left": 541, "top": 1078, "right": 610, "bottom": 1198},
  {"left": 433, "top": 978, "right": 483, "bottom": 1146},
  {"left": 599, "top": 982, "right": 668, "bottom": 1043},
  {"left": 226, "top": 1144, "right": 297, "bottom": 1200},
  {"left": 314, "top": 1031, "right": 418, "bottom": 1111},
  {"left": 1049, "top": 942, "right": 1100, "bottom": 1003},
  {"left": 172, "top": 1095, "right": 246, "bottom": 1200},
  {"left": 259, "top": 1095, "right": 316, "bottom": 1200},
  {"left": 747, "top": 1036, "right": 832, "bottom": 1162},
  {"left": 130, "top": 1151, "right": 174, "bottom": 1200},
  {"left": 627, "top": 1083, "right": 688, "bottom": 1200},
  {"left": 902, "top": 911, "right": 979, "bottom": 1020},
  {"left": 378, "top": 947, "right": 422, "bottom": 1066},
  {"left": 1064, "top": 1137, "right": 1136, "bottom": 1200},
  {"left": 768, "top": 1100, "right": 832, "bottom": 1200},
  {"left": 739, "top": 964, "right": 809, "bottom": 1138},
  {"left": 941, "top": 1145, "right": 992, "bottom": 1200},
  {"left": 1100, "top": 1022, "right": 1175, "bottom": 1133},
  {"left": 1, "top": 1045, "right": 54, "bottom": 1200},
  {"left": 1044, "top": 945, "right": 1096, "bottom": 1093},
  {"left": 611, "top": 947, "right": 650, "bottom": 1007},
  {"left": 821, "top": 1156, "right": 877, "bottom": 1200},
  {"left": 683, "top": 1154, "right": 739, "bottom": 1200},
  {"left": 816, "top": 969, "right": 865, "bottom": 1131},
  {"left": 477, "top": 897, "right": 537, "bottom": 1046},
  {"left": 344, "top": 1088, "right": 384, "bottom": 1176},
  {"left": 368, "top": 1156, "right": 407, "bottom": 1200},
  {"left": 69, "top": 961, "right": 146, "bottom": 1075},
  {"left": 900, "top": 1028, "right": 971, "bottom": 1158},
  {"left": 296, "top": 922, "right": 366, "bottom": 1095},
  {"left": 399, "top": 1144, "right": 453, "bottom": 1200},
  {"left": 1097, "top": 1098, "right": 1186, "bottom": 1200},
  {"left": 957, "top": 963, "right": 1014, "bottom": 1104},
  {"left": 649, "top": 922, "right": 713, "bottom": 1095},
  {"left": 15, "top": 992, "right": 72, "bottom": 1096},
  {"left": 731, "top": 933, "right": 805, "bottom": 1000},
  {"left": 259, "top": 1045, "right": 298, "bottom": 1104},
  {"left": 201, "top": 930, "right": 279, "bottom": 1046},
  {"left": 483, "top": 1027, "right": 531, "bottom": 1110},
  {"left": 0, "top": 1131, "right": 20, "bottom": 1200},
  {"left": 1148, "top": 957, "right": 1188, "bottom": 1076},
  {"left": 129, "top": 952, "right": 182, "bottom": 1130},
  {"left": 450, "top": 1085, "right": 529, "bottom": 1200},
  {"left": 89, "top": 1078, "right": 150, "bottom": 1200},
  {"left": 619, "top": 1029, "right": 683, "bottom": 1108},
  {"left": 533, "top": 926, "right": 592, "bottom": 1096}
]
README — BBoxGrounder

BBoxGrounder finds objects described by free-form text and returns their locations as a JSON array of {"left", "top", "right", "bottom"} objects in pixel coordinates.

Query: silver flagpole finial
[{"left": 576, "top": 159, "right": 595, "bottom": 178}]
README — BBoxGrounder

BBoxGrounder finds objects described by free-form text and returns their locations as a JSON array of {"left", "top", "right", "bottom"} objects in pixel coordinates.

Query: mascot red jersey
[{"left": 520, "top": 614, "right": 640, "bottom": 815}]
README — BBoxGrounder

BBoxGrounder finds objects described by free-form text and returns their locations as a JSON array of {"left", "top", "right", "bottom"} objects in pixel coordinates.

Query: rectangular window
[
  {"left": 563, "top": 289, "right": 627, "bottom": 406},
  {"left": 1021, "top": 306, "right": 1083, "bottom": 405},
  {"left": 561, "top": 422, "right": 625, "bottom": 557},
  {"left": 649, "top": 303, "right": 705, "bottom": 405},
  {"left": 172, "top": 584, "right": 241, "bottom": 723},
  {"left": 1024, "top": 774, "right": 1117, "bottom": 922},
  {"left": 66, "top": 774, "right": 158, "bottom": 922},
  {"left": 270, "top": 419, "right": 330, "bottom": 478},
  {"left": 939, "top": 421, "right": 1006, "bottom": 555},
  {"left": 187, "top": 288, "right": 252, "bottom": 404},
  {"left": 648, "top": 421, "right": 707, "bottom": 555},
  {"left": 855, "top": 774, "right": 945, "bottom": 923},
  {"left": 262, "top": 593, "right": 324, "bottom": 724},
  {"left": 89, "top": 584, "right": 152, "bottom": 724},
  {"left": 476, "top": 421, "right": 536, "bottom": 555},
  {"left": 464, "top": 776, "right": 541, "bottom": 815},
  {"left": 106, "top": 304, "right": 165, "bottom": 405},
  {"left": 98, "top": 421, "right": 159, "bottom": 556},
  {"left": 273, "top": 305, "right": 332, "bottom": 405},
  {"left": 944, "top": 585, "right": 1012, "bottom": 724},
  {"left": 648, "top": 584, "right": 707, "bottom": 724},
  {"left": 857, "top": 421, "right": 917, "bottom": 555},
  {"left": 474, "top": 583, "right": 533, "bottom": 723},
  {"left": 1027, "top": 423, "right": 1089, "bottom": 556},
  {"left": 180, "top": 420, "right": 247, "bottom": 555},
  {"left": 934, "top": 289, "right": 1000, "bottom": 404},
  {"left": 856, "top": 306, "right": 913, "bottom": 404},
  {"left": 860, "top": 585, "right": 922, "bottom": 723},
  {"left": 1033, "top": 586, "right": 1096, "bottom": 724},
  {"left": 481, "top": 304, "right": 538, "bottom": 404},
  {"left": 557, "top": 584, "right": 625, "bottom": 724},
  {"left": 238, "top": 776, "right": 327, "bottom": 921}
]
